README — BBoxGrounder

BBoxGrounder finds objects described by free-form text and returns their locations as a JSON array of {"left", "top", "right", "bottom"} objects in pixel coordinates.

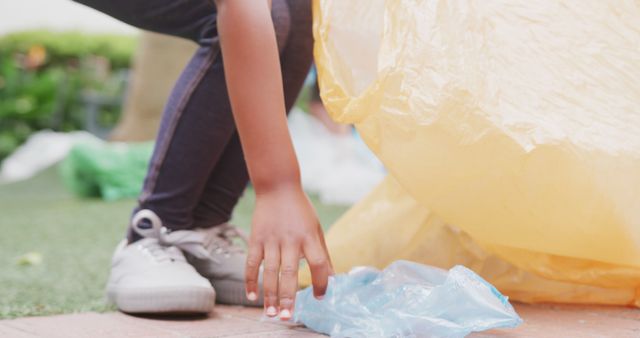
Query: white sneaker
[
  {"left": 160, "top": 223, "right": 264, "bottom": 307},
  {"left": 190, "top": 224, "right": 264, "bottom": 306},
  {"left": 106, "top": 210, "right": 215, "bottom": 314}
]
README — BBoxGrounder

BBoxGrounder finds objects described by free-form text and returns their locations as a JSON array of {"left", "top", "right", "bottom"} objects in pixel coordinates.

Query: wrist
[{"left": 253, "top": 171, "right": 302, "bottom": 196}]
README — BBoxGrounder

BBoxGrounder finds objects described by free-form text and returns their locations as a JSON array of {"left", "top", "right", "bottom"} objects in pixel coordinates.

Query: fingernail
[
  {"left": 247, "top": 292, "right": 257, "bottom": 301},
  {"left": 316, "top": 294, "right": 324, "bottom": 300},
  {"left": 280, "top": 309, "right": 291, "bottom": 320},
  {"left": 266, "top": 306, "right": 278, "bottom": 317}
]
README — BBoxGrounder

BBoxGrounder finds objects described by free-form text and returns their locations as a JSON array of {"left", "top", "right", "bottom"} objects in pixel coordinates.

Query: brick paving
[{"left": 1, "top": 303, "right": 638, "bottom": 337}]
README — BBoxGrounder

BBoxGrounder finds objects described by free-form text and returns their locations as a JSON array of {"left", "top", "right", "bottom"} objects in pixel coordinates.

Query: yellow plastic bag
[{"left": 304, "top": 0, "right": 640, "bottom": 305}]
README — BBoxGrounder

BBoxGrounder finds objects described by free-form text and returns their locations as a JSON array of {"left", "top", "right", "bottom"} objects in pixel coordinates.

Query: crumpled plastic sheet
[
  {"left": 0, "top": 130, "right": 96, "bottom": 183},
  {"left": 310, "top": 0, "right": 640, "bottom": 304},
  {"left": 294, "top": 260, "right": 521, "bottom": 338}
]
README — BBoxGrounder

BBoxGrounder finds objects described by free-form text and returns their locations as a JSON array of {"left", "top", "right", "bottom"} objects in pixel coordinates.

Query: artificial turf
[{"left": 0, "top": 167, "right": 347, "bottom": 319}]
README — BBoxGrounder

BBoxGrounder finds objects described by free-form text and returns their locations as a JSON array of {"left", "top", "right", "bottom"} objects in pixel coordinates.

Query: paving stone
[
  {"left": 0, "top": 303, "right": 638, "bottom": 337},
  {"left": 0, "top": 323, "right": 37, "bottom": 338},
  {"left": 112, "top": 310, "right": 288, "bottom": 338},
  {"left": 1, "top": 312, "right": 177, "bottom": 338},
  {"left": 472, "top": 303, "right": 640, "bottom": 338}
]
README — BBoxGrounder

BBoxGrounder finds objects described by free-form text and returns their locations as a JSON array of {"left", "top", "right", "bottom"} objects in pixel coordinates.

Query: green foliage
[
  {"left": 0, "top": 31, "right": 136, "bottom": 69},
  {"left": 0, "top": 31, "right": 137, "bottom": 161}
]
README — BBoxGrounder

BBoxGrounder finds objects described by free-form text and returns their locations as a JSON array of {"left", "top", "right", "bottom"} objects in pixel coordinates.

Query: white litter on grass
[
  {"left": 0, "top": 130, "right": 97, "bottom": 184},
  {"left": 288, "top": 108, "right": 385, "bottom": 205}
]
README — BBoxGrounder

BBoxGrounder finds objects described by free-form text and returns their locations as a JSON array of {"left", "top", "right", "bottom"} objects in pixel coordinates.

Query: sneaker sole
[
  {"left": 106, "top": 285, "right": 215, "bottom": 314},
  {"left": 211, "top": 279, "right": 263, "bottom": 307}
]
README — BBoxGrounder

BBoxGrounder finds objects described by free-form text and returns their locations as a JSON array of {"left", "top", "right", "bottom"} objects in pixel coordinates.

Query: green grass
[{"left": 0, "top": 167, "right": 347, "bottom": 319}]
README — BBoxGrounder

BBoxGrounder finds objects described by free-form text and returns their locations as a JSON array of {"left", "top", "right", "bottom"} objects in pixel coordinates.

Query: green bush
[{"left": 0, "top": 31, "right": 137, "bottom": 161}]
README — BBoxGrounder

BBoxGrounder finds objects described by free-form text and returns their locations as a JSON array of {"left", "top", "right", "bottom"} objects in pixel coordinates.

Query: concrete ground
[{"left": 0, "top": 303, "right": 638, "bottom": 338}]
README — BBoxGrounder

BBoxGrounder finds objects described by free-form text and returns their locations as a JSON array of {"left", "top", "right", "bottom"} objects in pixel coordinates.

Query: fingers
[
  {"left": 245, "top": 242, "right": 263, "bottom": 303},
  {"left": 262, "top": 242, "right": 280, "bottom": 317},
  {"left": 303, "top": 235, "right": 330, "bottom": 300},
  {"left": 316, "top": 224, "right": 335, "bottom": 276},
  {"left": 278, "top": 244, "right": 300, "bottom": 320}
]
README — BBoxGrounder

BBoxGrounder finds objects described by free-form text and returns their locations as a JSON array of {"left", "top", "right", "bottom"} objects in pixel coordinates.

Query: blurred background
[{"left": 0, "top": 0, "right": 384, "bottom": 319}]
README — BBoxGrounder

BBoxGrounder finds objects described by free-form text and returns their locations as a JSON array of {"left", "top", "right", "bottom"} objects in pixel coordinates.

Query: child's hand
[
  {"left": 217, "top": 0, "right": 328, "bottom": 318},
  {"left": 245, "top": 183, "right": 333, "bottom": 320}
]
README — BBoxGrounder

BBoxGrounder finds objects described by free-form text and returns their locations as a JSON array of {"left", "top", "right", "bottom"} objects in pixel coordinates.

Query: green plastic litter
[{"left": 60, "top": 140, "right": 153, "bottom": 201}]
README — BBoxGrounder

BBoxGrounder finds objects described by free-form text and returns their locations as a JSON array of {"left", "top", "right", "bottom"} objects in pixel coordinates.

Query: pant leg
[{"left": 192, "top": 0, "right": 314, "bottom": 228}]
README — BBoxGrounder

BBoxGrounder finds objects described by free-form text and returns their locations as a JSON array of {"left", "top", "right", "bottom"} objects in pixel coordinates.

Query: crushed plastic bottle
[{"left": 294, "top": 260, "right": 521, "bottom": 337}]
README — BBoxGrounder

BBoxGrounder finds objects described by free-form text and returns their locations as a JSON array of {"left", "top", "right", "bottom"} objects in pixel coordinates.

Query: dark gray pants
[{"left": 74, "top": 0, "right": 313, "bottom": 234}]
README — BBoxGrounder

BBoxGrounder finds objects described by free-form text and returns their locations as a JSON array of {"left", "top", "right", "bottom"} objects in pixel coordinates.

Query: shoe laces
[
  {"left": 136, "top": 238, "right": 185, "bottom": 263},
  {"left": 202, "top": 223, "right": 249, "bottom": 255},
  {"left": 158, "top": 228, "right": 210, "bottom": 260},
  {"left": 158, "top": 223, "right": 248, "bottom": 262}
]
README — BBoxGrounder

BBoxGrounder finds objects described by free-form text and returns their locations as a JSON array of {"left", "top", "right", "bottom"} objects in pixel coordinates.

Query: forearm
[{"left": 216, "top": 0, "right": 301, "bottom": 194}]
